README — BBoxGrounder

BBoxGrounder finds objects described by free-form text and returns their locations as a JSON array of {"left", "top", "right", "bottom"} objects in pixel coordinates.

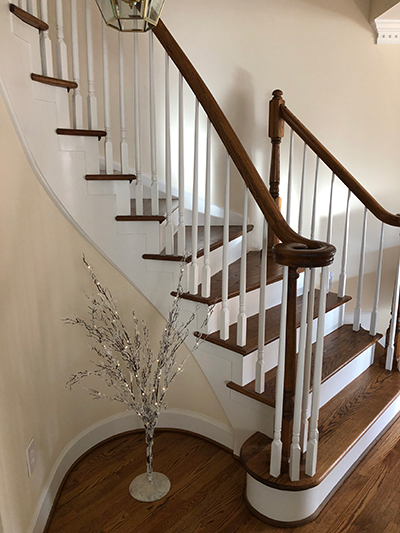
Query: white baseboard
[{"left": 28, "top": 409, "right": 233, "bottom": 533}]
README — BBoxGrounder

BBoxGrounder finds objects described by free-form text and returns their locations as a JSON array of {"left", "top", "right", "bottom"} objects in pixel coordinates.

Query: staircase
[{"left": 3, "top": 0, "right": 400, "bottom": 528}]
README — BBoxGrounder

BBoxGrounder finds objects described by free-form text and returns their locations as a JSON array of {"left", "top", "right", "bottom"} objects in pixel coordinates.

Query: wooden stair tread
[
  {"left": 240, "top": 363, "right": 400, "bottom": 490},
  {"left": 179, "top": 251, "right": 284, "bottom": 305},
  {"left": 143, "top": 225, "right": 253, "bottom": 263},
  {"left": 9, "top": 3, "right": 49, "bottom": 31},
  {"left": 31, "top": 73, "right": 77, "bottom": 90},
  {"left": 85, "top": 173, "right": 136, "bottom": 181},
  {"left": 200, "top": 290, "right": 352, "bottom": 356},
  {"left": 116, "top": 198, "right": 178, "bottom": 223},
  {"left": 227, "top": 325, "right": 382, "bottom": 407},
  {"left": 56, "top": 128, "right": 106, "bottom": 138}
]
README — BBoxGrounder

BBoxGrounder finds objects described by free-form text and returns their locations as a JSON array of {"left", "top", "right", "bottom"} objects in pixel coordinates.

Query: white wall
[{"left": 0, "top": 92, "right": 229, "bottom": 533}]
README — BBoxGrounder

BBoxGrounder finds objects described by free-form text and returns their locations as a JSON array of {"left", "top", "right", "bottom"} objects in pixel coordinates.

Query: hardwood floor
[{"left": 46, "top": 421, "right": 400, "bottom": 532}]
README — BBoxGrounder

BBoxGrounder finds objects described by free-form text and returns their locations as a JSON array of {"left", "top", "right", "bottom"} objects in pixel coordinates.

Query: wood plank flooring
[{"left": 46, "top": 421, "right": 400, "bottom": 532}]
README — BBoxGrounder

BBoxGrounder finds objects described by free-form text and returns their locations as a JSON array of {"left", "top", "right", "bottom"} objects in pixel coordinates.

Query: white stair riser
[{"left": 239, "top": 305, "right": 343, "bottom": 386}]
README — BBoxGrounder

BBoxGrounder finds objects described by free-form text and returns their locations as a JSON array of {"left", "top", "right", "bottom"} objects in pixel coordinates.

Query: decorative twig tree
[{"left": 66, "top": 256, "right": 212, "bottom": 501}]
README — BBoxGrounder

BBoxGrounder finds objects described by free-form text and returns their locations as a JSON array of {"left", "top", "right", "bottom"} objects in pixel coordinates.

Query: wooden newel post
[
  {"left": 268, "top": 89, "right": 285, "bottom": 250},
  {"left": 282, "top": 266, "right": 299, "bottom": 459}
]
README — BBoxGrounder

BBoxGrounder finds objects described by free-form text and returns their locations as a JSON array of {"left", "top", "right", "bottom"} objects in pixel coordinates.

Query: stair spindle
[
  {"left": 177, "top": 73, "right": 186, "bottom": 255},
  {"left": 149, "top": 31, "right": 159, "bottom": 216},
  {"left": 114, "top": 32, "right": 130, "bottom": 216},
  {"left": 300, "top": 268, "right": 316, "bottom": 452},
  {"left": 370, "top": 222, "right": 385, "bottom": 336},
  {"left": 86, "top": 0, "right": 98, "bottom": 130},
  {"left": 286, "top": 128, "right": 294, "bottom": 225},
  {"left": 201, "top": 119, "right": 212, "bottom": 297},
  {"left": 189, "top": 100, "right": 200, "bottom": 295},
  {"left": 338, "top": 189, "right": 351, "bottom": 325},
  {"left": 220, "top": 152, "right": 231, "bottom": 339},
  {"left": 134, "top": 33, "right": 144, "bottom": 216},
  {"left": 270, "top": 265, "right": 289, "bottom": 478},
  {"left": 236, "top": 186, "right": 249, "bottom": 347},
  {"left": 289, "top": 267, "right": 311, "bottom": 481},
  {"left": 305, "top": 266, "right": 329, "bottom": 477},
  {"left": 353, "top": 207, "right": 368, "bottom": 332},
  {"left": 310, "top": 156, "right": 320, "bottom": 240},
  {"left": 39, "top": 0, "right": 53, "bottom": 77},
  {"left": 298, "top": 142, "right": 307, "bottom": 235},
  {"left": 386, "top": 249, "right": 400, "bottom": 370},
  {"left": 255, "top": 219, "right": 268, "bottom": 393},
  {"left": 55, "top": 0, "right": 68, "bottom": 81},
  {"left": 27, "top": 0, "right": 37, "bottom": 18},
  {"left": 326, "top": 172, "right": 335, "bottom": 243},
  {"left": 102, "top": 23, "right": 113, "bottom": 174},
  {"left": 70, "top": 0, "right": 83, "bottom": 128}
]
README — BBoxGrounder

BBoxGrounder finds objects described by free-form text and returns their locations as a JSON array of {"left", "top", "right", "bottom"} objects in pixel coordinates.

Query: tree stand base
[{"left": 129, "top": 472, "right": 171, "bottom": 502}]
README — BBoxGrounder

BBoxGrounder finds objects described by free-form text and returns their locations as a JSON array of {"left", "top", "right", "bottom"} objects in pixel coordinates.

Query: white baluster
[
  {"left": 305, "top": 266, "right": 329, "bottom": 477},
  {"left": 149, "top": 31, "right": 158, "bottom": 216},
  {"left": 298, "top": 142, "right": 307, "bottom": 235},
  {"left": 220, "top": 152, "right": 231, "bottom": 340},
  {"left": 164, "top": 53, "right": 174, "bottom": 252},
  {"left": 102, "top": 23, "right": 113, "bottom": 175},
  {"left": 70, "top": 0, "right": 83, "bottom": 128},
  {"left": 177, "top": 74, "right": 186, "bottom": 255},
  {"left": 289, "top": 268, "right": 311, "bottom": 481},
  {"left": 114, "top": 32, "right": 130, "bottom": 216},
  {"left": 189, "top": 100, "right": 200, "bottom": 295},
  {"left": 39, "top": 0, "right": 53, "bottom": 77},
  {"left": 338, "top": 189, "right": 351, "bottom": 326},
  {"left": 326, "top": 172, "right": 335, "bottom": 242},
  {"left": 386, "top": 249, "right": 400, "bottom": 371},
  {"left": 353, "top": 207, "right": 368, "bottom": 332},
  {"left": 134, "top": 34, "right": 143, "bottom": 216},
  {"left": 370, "top": 222, "right": 385, "bottom": 336},
  {"left": 310, "top": 156, "right": 320, "bottom": 240},
  {"left": 300, "top": 268, "right": 316, "bottom": 452},
  {"left": 237, "top": 186, "right": 249, "bottom": 347},
  {"left": 27, "top": 0, "right": 37, "bottom": 17},
  {"left": 201, "top": 119, "right": 212, "bottom": 297},
  {"left": 286, "top": 128, "right": 294, "bottom": 225},
  {"left": 86, "top": 0, "right": 98, "bottom": 130},
  {"left": 270, "top": 266, "right": 289, "bottom": 478},
  {"left": 56, "top": 0, "right": 68, "bottom": 80},
  {"left": 255, "top": 219, "right": 268, "bottom": 393}
]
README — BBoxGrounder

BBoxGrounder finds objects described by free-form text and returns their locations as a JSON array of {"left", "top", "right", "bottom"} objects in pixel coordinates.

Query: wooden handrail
[
  {"left": 153, "top": 21, "right": 335, "bottom": 268},
  {"left": 279, "top": 104, "right": 400, "bottom": 228}
]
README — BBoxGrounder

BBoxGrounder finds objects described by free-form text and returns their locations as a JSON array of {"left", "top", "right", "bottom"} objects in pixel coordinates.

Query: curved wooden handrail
[
  {"left": 280, "top": 105, "right": 400, "bottom": 228},
  {"left": 153, "top": 21, "right": 336, "bottom": 267}
]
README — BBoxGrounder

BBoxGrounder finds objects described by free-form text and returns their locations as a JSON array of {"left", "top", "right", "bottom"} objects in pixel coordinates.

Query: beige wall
[
  {"left": 0, "top": 94, "right": 229, "bottom": 533},
  {"left": 370, "top": 0, "right": 400, "bottom": 20}
]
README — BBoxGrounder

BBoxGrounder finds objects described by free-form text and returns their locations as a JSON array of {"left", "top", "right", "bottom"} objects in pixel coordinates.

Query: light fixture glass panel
[
  {"left": 95, "top": 0, "right": 154, "bottom": 32},
  {"left": 144, "top": 0, "right": 165, "bottom": 26}
]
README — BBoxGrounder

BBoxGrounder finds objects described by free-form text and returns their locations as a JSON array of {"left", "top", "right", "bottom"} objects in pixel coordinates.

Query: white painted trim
[
  {"left": 28, "top": 409, "right": 233, "bottom": 533},
  {"left": 373, "top": 19, "right": 400, "bottom": 44},
  {"left": 246, "top": 395, "right": 400, "bottom": 523}
]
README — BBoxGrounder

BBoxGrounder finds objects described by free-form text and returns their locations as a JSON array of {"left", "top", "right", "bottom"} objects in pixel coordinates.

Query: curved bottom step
[{"left": 241, "top": 364, "right": 400, "bottom": 525}]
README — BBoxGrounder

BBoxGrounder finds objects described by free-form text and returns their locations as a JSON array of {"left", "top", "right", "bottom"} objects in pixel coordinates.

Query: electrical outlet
[{"left": 26, "top": 439, "right": 36, "bottom": 477}]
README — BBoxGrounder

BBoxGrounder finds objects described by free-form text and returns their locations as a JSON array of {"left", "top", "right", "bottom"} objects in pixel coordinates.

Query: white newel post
[
  {"left": 370, "top": 222, "right": 385, "bottom": 337},
  {"left": 56, "top": 0, "right": 68, "bottom": 80},
  {"left": 102, "top": 23, "right": 113, "bottom": 174},
  {"left": 353, "top": 207, "right": 368, "bottom": 332},
  {"left": 39, "top": 0, "right": 53, "bottom": 77},
  {"left": 70, "top": 0, "right": 83, "bottom": 129},
  {"left": 86, "top": 0, "right": 98, "bottom": 130}
]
